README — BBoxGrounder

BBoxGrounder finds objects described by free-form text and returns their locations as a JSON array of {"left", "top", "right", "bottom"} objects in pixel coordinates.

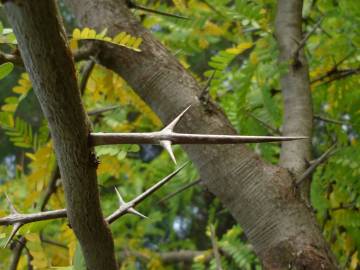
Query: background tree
[{"left": 0, "top": 0, "right": 359, "bottom": 269}]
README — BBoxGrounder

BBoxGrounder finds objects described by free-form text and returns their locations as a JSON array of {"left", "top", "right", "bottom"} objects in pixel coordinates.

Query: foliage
[{"left": 0, "top": 0, "right": 359, "bottom": 269}]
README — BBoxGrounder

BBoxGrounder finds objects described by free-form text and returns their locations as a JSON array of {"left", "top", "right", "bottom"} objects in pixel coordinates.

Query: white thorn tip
[
  {"left": 127, "top": 208, "right": 149, "bottom": 219},
  {"left": 4, "top": 193, "right": 18, "bottom": 214},
  {"left": 160, "top": 140, "right": 177, "bottom": 164},
  {"left": 114, "top": 187, "right": 126, "bottom": 205},
  {"left": 162, "top": 105, "right": 192, "bottom": 132},
  {"left": 4, "top": 223, "right": 22, "bottom": 248}
]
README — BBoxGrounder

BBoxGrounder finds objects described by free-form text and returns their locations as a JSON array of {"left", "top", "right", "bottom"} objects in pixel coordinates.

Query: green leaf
[{"left": 0, "top": 62, "right": 14, "bottom": 80}]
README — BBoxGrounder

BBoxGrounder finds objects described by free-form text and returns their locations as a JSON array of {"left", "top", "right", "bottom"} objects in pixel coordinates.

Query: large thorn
[
  {"left": 4, "top": 223, "right": 22, "bottom": 248},
  {"left": 160, "top": 140, "right": 177, "bottom": 164},
  {"left": 162, "top": 105, "right": 191, "bottom": 132},
  {"left": 5, "top": 194, "right": 18, "bottom": 215},
  {"left": 114, "top": 187, "right": 126, "bottom": 206},
  {"left": 127, "top": 208, "right": 148, "bottom": 219}
]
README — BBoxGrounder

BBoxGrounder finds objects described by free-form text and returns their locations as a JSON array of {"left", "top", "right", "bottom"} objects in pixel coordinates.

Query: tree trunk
[
  {"left": 65, "top": 0, "right": 338, "bottom": 268},
  {"left": 3, "top": 1, "right": 117, "bottom": 269}
]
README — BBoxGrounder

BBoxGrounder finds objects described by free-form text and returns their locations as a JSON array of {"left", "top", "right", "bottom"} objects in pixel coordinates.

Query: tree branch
[
  {"left": 296, "top": 144, "right": 337, "bottom": 186},
  {"left": 209, "top": 224, "right": 223, "bottom": 270},
  {"left": 275, "top": 0, "right": 313, "bottom": 199},
  {"left": 0, "top": 165, "right": 186, "bottom": 235},
  {"left": 158, "top": 178, "right": 202, "bottom": 204}
]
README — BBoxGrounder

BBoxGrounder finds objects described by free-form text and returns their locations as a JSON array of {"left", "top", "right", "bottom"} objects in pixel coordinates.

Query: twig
[
  {"left": 293, "top": 17, "right": 323, "bottom": 60},
  {"left": 90, "top": 105, "right": 307, "bottom": 164},
  {"left": 245, "top": 111, "right": 281, "bottom": 135},
  {"left": 88, "top": 105, "right": 120, "bottom": 116},
  {"left": 209, "top": 224, "right": 223, "bottom": 270},
  {"left": 0, "top": 165, "right": 187, "bottom": 243},
  {"left": 314, "top": 115, "right": 352, "bottom": 126},
  {"left": 79, "top": 57, "right": 96, "bottom": 95},
  {"left": 9, "top": 236, "right": 26, "bottom": 270},
  {"left": 296, "top": 144, "right": 337, "bottom": 186},
  {"left": 127, "top": 0, "right": 189, "bottom": 20},
  {"left": 39, "top": 165, "right": 60, "bottom": 211},
  {"left": 40, "top": 236, "right": 68, "bottom": 249},
  {"left": 158, "top": 178, "right": 202, "bottom": 204}
]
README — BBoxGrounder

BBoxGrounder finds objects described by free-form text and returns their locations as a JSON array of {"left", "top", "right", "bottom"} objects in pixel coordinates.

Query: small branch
[
  {"left": 106, "top": 162, "right": 188, "bottom": 223},
  {"left": 158, "top": 178, "right": 202, "bottom": 204},
  {"left": 209, "top": 224, "right": 223, "bottom": 270},
  {"left": 126, "top": 0, "right": 189, "bottom": 20},
  {"left": 314, "top": 115, "right": 352, "bottom": 127},
  {"left": 79, "top": 57, "right": 96, "bottom": 95},
  {"left": 293, "top": 17, "right": 323, "bottom": 61},
  {"left": 296, "top": 144, "right": 337, "bottom": 186},
  {"left": 40, "top": 236, "right": 68, "bottom": 249},
  {"left": 9, "top": 236, "right": 26, "bottom": 270},
  {"left": 245, "top": 111, "right": 281, "bottom": 135},
  {"left": 88, "top": 105, "right": 120, "bottom": 116},
  {"left": 39, "top": 165, "right": 60, "bottom": 211},
  {"left": 0, "top": 165, "right": 187, "bottom": 236}
]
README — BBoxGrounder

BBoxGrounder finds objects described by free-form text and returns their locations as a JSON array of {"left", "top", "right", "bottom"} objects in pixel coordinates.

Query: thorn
[
  {"left": 5, "top": 193, "right": 18, "bottom": 215},
  {"left": 114, "top": 187, "right": 126, "bottom": 206},
  {"left": 162, "top": 105, "right": 192, "bottom": 132},
  {"left": 127, "top": 208, "right": 149, "bottom": 219},
  {"left": 160, "top": 140, "right": 177, "bottom": 164},
  {"left": 4, "top": 223, "right": 22, "bottom": 248}
]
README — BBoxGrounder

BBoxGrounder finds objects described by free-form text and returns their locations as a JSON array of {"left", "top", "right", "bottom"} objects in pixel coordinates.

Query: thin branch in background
[
  {"left": 314, "top": 115, "right": 353, "bottom": 127},
  {"left": 127, "top": 0, "right": 189, "bottom": 20},
  {"left": 106, "top": 162, "right": 188, "bottom": 223},
  {"left": 87, "top": 105, "right": 120, "bottom": 116},
  {"left": 9, "top": 236, "right": 26, "bottom": 270},
  {"left": 293, "top": 17, "right": 323, "bottom": 60},
  {"left": 158, "top": 178, "right": 202, "bottom": 204},
  {"left": 40, "top": 236, "right": 68, "bottom": 249},
  {"left": 39, "top": 165, "right": 60, "bottom": 211},
  {"left": 0, "top": 164, "right": 187, "bottom": 236},
  {"left": 209, "top": 224, "right": 223, "bottom": 270},
  {"left": 79, "top": 57, "right": 96, "bottom": 95},
  {"left": 245, "top": 111, "right": 281, "bottom": 135},
  {"left": 317, "top": 67, "right": 360, "bottom": 85},
  {"left": 296, "top": 144, "right": 338, "bottom": 186}
]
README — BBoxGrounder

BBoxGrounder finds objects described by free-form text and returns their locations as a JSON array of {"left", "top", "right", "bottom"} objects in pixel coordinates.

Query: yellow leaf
[
  {"left": 226, "top": 42, "right": 253, "bottom": 54},
  {"left": 204, "top": 21, "right": 224, "bottom": 36},
  {"left": 132, "top": 37, "right": 143, "bottom": 49},
  {"left": 72, "top": 28, "right": 81, "bottom": 39},
  {"left": 25, "top": 152, "right": 37, "bottom": 161},
  {"left": 80, "top": 27, "right": 90, "bottom": 39},
  {"left": 172, "top": 0, "right": 186, "bottom": 10},
  {"left": 113, "top": 32, "right": 126, "bottom": 43},
  {"left": 1, "top": 103, "right": 17, "bottom": 112}
]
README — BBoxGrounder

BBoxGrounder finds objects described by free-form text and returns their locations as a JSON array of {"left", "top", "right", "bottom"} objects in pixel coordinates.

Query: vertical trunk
[
  {"left": 4, "top": 1, "right": 117, "bottom": 269},
  {"left": 275, "top": 0, "right": 313, "bottom": 200},
  {"left": 65, "top": 0, "right": 338, "bottom": 268}
]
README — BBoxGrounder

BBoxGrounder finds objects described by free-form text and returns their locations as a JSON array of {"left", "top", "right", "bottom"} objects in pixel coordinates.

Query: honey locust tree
[{"left": 0, "top": 0, "right": 359, "bottom": 269}]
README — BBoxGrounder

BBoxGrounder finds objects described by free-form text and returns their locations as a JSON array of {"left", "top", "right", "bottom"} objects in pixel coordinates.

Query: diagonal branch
[
  {"left": 126, "top": 0, "right": 189, "bottom": 20},
  {"left": 158, "top": 178, "right": 202, "bottom": 204},
  {"left": 0, "top": 165, "right": 186, "bottom": 235},
  {"left": 106, "top": 162, "right": 188, "bottom": 223},
  {"left": 209, "top": 224, "right": 223, "bottom": 270},
  {"left": 296, "top": 144, "right": 338, "bottom": 186}
]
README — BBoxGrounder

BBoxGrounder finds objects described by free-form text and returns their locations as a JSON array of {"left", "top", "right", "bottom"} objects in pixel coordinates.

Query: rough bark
[
  {"left": 65, "top": 0, "right": 338, "bottom": 268},
  {"left": 275, "top": 0, "right": 313, "bottom": 200},
  {"left": 3, "top": 1, "right": 117, "bottom": 269}
]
